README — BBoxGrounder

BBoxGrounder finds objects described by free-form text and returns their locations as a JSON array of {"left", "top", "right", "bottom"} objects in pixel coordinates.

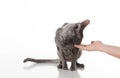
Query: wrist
[{"left": 98, "top": 43, "right": 107, "bottom": 52}]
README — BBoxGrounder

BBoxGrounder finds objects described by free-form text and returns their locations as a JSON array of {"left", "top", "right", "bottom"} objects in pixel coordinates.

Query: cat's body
[{"left": 24, "top": 19, "right": 90, "bottom": 71}]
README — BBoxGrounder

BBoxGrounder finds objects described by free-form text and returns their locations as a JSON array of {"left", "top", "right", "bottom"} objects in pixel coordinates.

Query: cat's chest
[{"left": 60, "top": 48, "right": 79, "bottom": 61}]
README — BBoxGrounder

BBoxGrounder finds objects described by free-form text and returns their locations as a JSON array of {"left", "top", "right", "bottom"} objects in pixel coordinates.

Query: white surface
[{"left": 0, "top": 0, "right": 120, "bottom": 78}]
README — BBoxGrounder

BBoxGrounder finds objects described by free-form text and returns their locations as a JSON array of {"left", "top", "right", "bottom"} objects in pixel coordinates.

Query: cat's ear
[
  {"left": 81, "top": 19, "right": 90, "bottom": 27},
  {"left": 80, "top": 19, "right": 90, "bottom": 30}
]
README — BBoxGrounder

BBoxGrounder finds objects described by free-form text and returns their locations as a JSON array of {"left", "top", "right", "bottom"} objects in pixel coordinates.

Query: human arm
[{"left": 74, "top": 41, "right": 120, "bottom": 58}]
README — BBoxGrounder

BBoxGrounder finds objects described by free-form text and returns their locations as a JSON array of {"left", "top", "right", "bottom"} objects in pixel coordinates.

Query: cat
[{"left": 23, "top": 19, "right": 90, "bottom": 71}]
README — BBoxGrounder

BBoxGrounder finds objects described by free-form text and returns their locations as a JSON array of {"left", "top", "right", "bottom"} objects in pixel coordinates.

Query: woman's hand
[{"left": 74, "top": 41, "right": 103, "bottom": 51}]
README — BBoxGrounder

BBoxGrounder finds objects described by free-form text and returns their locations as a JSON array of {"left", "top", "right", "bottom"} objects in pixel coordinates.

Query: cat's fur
[{"left": 23, "top": 19, "right": 90, "bottom": 71}]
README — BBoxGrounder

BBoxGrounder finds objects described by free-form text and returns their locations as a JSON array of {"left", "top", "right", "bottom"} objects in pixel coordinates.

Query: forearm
[{"left": 99, "top": 44, "right": 120, "bottom": 58}]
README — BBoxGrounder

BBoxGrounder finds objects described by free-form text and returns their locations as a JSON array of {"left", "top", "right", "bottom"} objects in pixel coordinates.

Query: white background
[{"left": 0, "top": 0, "right": 120, "bottom": 78}]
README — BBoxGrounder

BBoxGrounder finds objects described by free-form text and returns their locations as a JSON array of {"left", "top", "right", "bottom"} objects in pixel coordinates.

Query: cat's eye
[{"left": 74, "top": 25, "right": 78, "bottom": 29}]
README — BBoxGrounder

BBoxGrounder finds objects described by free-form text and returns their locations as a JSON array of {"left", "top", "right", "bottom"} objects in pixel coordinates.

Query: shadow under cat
[
  {"left": 23, "top": 62, "right": 84, "bottom": 70},
  {"left": 24, "top": 63, "right": 82, "bottom": 78}
]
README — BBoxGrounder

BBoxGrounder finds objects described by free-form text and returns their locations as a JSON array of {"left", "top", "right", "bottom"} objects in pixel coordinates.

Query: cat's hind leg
[
  {"left": 70, "top": 61, "right": 77, "bottom": 71},
  {"left": 76, "top": 62, "right": 84, "bottom": 68}
]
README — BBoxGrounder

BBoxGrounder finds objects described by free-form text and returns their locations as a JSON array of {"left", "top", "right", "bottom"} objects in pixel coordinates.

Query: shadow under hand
[
  {"left": 58, "top": 69, "right": 81, "bottom": 78},
  {"left": 24, "top": 63, "right": 57, "bottom": 70}
]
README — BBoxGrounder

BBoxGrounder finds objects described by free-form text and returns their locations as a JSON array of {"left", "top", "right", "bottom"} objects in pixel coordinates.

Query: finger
[
  {"left": 80, "top": 44, "right": 87, "bottom": 47},
  {"left": 74, "top": 45, "right": 87, "bottom": 49},
  {"left": 74, "top": 45, "right": 85, "bottom": 48},
  {"left": 74, "top": 44, "right": 87, "bottom": 47},
  {"left": 74, "top": 45, "right": 80, "bottom": 48}
]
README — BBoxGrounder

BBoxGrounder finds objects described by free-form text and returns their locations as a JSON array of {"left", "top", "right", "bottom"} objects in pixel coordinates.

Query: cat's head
[{"left": 56, "top": 19, "right": 90, "bottom": 46}]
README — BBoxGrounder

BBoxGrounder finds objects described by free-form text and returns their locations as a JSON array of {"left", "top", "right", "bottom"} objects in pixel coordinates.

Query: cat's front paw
[
  {"left": 70, "top": 67, "right": 76, "bottom": 71},
  {"left": 63, "top": 67, "right": 68, "bottom": 70}
]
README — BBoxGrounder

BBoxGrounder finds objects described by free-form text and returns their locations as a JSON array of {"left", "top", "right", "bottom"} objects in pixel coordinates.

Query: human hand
[{"left": 74, "top": 41, "right": 103, "bottom": 51}]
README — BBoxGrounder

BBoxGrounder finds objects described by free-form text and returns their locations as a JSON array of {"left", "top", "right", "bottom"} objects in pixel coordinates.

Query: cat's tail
[{"left": 23, "top": 58, "right": 59, "bottom": 63}]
